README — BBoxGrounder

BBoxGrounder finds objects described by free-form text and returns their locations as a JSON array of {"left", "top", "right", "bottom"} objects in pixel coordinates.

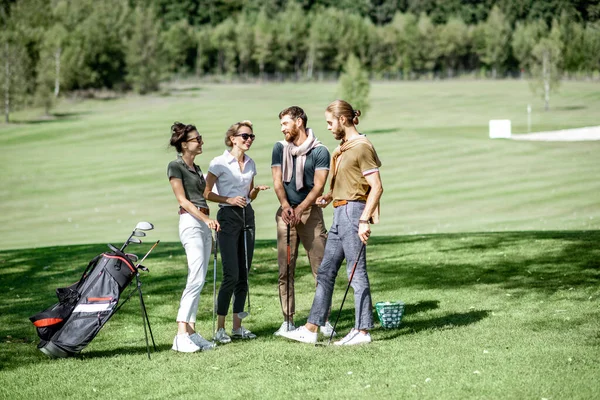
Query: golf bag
[{"left": 30, "top": 249, "right": 145, "bottom": 358}]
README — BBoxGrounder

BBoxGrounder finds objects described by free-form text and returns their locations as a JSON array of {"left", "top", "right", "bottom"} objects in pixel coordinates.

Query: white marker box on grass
[{"left": 489, "top": 119, "right": 511, "bottom": 139}]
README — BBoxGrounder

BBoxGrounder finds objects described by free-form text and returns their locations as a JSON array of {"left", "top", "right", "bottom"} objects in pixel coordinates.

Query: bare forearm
[
  {"left": 273, "top": 183, "right": 291, "bottom": 208},
  {"left": 298, "top": 184, "right": 324, "bottom": 210},
  {"left": 205, "top": 192, "right": 230, "bottom": 204},
  {"left": 360, "top": 185, "right": 383, "bottom": 222},
  {"left": 249, "top": 187, "right": 258, "bottom": 200}
]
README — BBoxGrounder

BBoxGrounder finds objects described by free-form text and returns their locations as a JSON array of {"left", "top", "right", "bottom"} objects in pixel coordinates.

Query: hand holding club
[
  {"left": 206, "top": 219, "right": 220, "bottom": 231},
  {"left": 227, "top": 196, "right": 247, "bottom": 207},
  {"left": 358, "top": 220, "right": 371, "bottom": 244},
  {"left": 281, "top": 206, "right": 296, "bottom": 225}
]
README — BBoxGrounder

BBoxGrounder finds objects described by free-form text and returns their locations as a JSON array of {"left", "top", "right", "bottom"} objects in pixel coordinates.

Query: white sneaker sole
[
  {"left": 279, "top": 332, "right": 317, "bottom": 344},
  {"left": 171, "top": 345, "right": 201, "bottom": 353}
]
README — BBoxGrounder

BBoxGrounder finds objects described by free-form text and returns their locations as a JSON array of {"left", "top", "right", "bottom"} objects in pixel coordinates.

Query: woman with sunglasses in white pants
[{"left": 168, "top": 122, "right": 220, "bottom": 353}]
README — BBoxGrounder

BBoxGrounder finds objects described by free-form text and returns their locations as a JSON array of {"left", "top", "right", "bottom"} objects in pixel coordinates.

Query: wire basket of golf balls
[{"left": 375, "top": 301, "right": 405, "bottom": 329}]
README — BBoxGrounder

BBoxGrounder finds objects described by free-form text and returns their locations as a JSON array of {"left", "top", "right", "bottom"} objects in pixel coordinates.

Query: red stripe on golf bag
[
  {"left": 87, "top": 297, "right": 113, "bottom": 302},
  {"left": 33, "top": 318, "right": 64, "bottom": 328},
  {"left": 103, "top": 254, "right": 136, "bottom": 273},
  {"left": 30, "top": 250, "right": 139, "bottom": 357}
]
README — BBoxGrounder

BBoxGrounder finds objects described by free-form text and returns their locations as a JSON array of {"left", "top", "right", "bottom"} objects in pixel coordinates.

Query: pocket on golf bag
[{"left": 29, "top": 301, "right": 76, "bottom": 341}]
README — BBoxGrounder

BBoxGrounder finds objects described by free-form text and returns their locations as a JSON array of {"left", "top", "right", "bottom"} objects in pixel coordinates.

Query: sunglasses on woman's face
[
  {"left": 234, "top": 133, "right": 255, "bottom": 141},
  {"left": 187, "top": 135, "right": 202, "bottom": 143}
]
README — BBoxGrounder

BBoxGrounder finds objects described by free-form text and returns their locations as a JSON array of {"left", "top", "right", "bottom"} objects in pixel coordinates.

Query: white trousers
[{"left": 176, "top": 213, "right": 212, "bottom": 323}]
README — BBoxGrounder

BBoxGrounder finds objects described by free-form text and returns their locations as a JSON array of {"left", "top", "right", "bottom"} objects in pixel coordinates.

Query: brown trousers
[{"left": 276, "top": 205, "right": 327, "bottom": 322}]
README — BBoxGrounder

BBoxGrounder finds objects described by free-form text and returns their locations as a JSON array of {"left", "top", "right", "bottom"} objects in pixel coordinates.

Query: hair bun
[{"left": 353, "top": 110, "right": 361, "bottom": 117}]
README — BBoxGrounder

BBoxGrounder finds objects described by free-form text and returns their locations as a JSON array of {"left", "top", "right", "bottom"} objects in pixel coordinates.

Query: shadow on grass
[
  {"left": 300, "top": 301, "right": 486, "bottom": 341},
  {"left": 369, "top": 231, "right": 600, "bottom": 293},
  {"left": 554, "top": 105, "right": 586, "bottom": 111},
  {"left": 1, "top": 230, "right": 598, "bottom": 370},
  {"left": 379, "top": 310, "right": 491, "bottom": 340},
  {"left": 363, "top": 128, "right": 398, "bottom": 135},
  {"left": 8, "top": 111, "right": 91, "bottom": 125},
  {"left": 80, "top": 343, "right": 173, "bottom": 359}
]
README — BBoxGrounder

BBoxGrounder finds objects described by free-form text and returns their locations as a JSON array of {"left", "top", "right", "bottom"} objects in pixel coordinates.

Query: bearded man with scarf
[{"left": 271, "top": 106, "right": 335, "bottom": 337}]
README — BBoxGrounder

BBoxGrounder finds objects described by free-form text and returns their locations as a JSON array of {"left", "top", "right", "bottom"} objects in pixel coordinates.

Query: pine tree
[{"left": 337, "top": 54, "right": 370, "bottom": 117}]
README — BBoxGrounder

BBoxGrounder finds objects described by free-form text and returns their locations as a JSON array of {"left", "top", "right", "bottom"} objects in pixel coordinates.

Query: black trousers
[{"left": 216, "top": 205, "right": 255, "bottom": 316}]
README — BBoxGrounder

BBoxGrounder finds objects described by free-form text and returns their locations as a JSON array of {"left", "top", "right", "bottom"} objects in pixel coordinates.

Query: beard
[
  {"left": 333, "top": 127, "right": 345, "bottom": 141},
  {"left": 285, "top": 125, "right": 300, "bottom": 143}
]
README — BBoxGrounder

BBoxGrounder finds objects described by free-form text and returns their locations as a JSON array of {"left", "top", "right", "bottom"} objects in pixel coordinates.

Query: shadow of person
[{"left": 376, "top": 309, "right": 490, "bottom": 341}]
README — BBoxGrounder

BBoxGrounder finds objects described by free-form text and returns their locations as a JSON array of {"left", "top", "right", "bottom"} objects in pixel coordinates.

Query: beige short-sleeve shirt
[{"left": 332, "top": 138, "right": 381, "bottom": 201}]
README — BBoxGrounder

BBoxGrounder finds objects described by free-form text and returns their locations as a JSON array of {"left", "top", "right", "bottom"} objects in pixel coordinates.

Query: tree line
[{"left": 1, "top": 0, "right": 600, "bottom": 120}]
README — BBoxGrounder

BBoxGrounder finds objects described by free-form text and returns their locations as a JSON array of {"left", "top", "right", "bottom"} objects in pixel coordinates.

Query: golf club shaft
[
  {"left": 213, "top": 230, "right": 218, "bottom": 341},
  {"left": 242, "top": 206, "right": 251, "bottom": 314},
  {"left": 286, "top": 223, "right": 291, "bottom": 329},
  {"left": 135, "top": 240, "right": 160, "bottom": 267},
  {"left": 328, "top": 243, "right": 366, "bottom": 344},
  {"left": 120, "top": 231, "right": 135, "bottom": 251}
]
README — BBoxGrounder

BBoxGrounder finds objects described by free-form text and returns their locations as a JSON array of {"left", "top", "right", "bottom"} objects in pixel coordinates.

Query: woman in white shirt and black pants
[{"left": 204, "top": 120, "right": 270, "bottom": 343}]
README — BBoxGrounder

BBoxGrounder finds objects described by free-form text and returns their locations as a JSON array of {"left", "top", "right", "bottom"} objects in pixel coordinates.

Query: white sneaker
[
  {"left": 172, "top": 334, "right": 201, "bottom": 353},
  {"left": 189, "top": 333, "right": 216, "bottom": 351},
  {"left": 273, "top": 321, "right": 296, "bottom": 336},
  {"left": 319, "top": 321, "right": 336, "bottom": 338},
  {"left": 334, "top": 328, "right": 372, "bottom": 346},
  {"left": 279, "top": 326, "right": 318, "bottom": 344},
  {"left": 215, "top": 328, "right": 231, "bottom": 344},
  {"left": 231, "top": 326, "right": 257, "bottom": 340}
]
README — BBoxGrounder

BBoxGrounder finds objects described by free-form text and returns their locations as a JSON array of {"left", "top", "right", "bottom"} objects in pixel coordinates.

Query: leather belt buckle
[{"left": 333, "top": 200, "right": 348, "bottom": 208}]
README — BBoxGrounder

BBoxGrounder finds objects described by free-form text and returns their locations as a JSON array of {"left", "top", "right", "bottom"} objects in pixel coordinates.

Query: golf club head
[
  {"left": 128, "top": 237, "right": 142, "bottom": 245},
  {"left": 133, "top": 230, "right": 146, "bottom": 237},
  {"left": 237, "top": 312, "right": 249, "bottom": 320},
  {"left": 135, "top": 221, "right": 154, "bottom": 231},
  {"left": 125, "top": 253, "right": 139, "bottom": 263},
  {"left": 137, "top": 264, "right": 149, "bottom": 272}
]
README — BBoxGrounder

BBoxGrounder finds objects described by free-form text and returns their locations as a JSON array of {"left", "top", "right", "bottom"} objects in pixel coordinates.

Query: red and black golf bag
[{"left": 30, "top": 248, "right": 155, "bottom": 358}]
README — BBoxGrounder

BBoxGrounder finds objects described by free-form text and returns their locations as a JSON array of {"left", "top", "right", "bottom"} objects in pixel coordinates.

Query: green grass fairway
[
  {"left": 1, "top": 232, "right": 598, "bottom": 399},
  {"left": 0, "top": 80, "right": 599, "bottom": 398},
  {"left": 0, "top": 80, "right": 599, "bottom": 250}
]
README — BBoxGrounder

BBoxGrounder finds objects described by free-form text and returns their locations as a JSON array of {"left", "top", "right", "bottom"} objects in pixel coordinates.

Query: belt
[
  {"left": 333, "top": 200, "right": 348, "bottom": 208},
  {"left": 179, "top": 206, "right": 210, "bottom": 216},
  {"left": 332, "top": 200, "right": 366, "bottom": 208}
]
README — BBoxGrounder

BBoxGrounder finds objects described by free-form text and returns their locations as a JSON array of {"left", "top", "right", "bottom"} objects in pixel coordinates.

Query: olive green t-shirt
[
  {"left": 332, "top": 138, "right": 381, "bottom": 202},
  {"left": 167, "top": 156, "right": 209, "bottom": 209}
]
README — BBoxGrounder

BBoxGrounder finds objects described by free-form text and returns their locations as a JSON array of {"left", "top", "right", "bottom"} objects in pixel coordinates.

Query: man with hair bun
[
  {"left": 271, "top": 106, "right": 334, "bottom": 337},
  {"left": 279, "top": 99, "right": 384, "bottom": 346}
]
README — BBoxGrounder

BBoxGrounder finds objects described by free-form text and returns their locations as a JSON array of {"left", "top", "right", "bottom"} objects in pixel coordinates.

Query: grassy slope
[
  {"left": 0, "top": 232, "right": 598, "bottom": 399},
  {"left": 0, "top": 80, "right": 599, "bottom": 250}
]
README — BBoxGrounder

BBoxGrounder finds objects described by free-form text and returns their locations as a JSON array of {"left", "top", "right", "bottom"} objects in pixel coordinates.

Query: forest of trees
[{"left": 1, "top": 0, "right": 600, "bottom": 118}]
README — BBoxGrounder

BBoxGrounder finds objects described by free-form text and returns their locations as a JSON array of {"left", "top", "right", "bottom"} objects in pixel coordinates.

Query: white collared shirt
[{"left": 208, "top": 150, "right": 257, "bottom": 207}]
